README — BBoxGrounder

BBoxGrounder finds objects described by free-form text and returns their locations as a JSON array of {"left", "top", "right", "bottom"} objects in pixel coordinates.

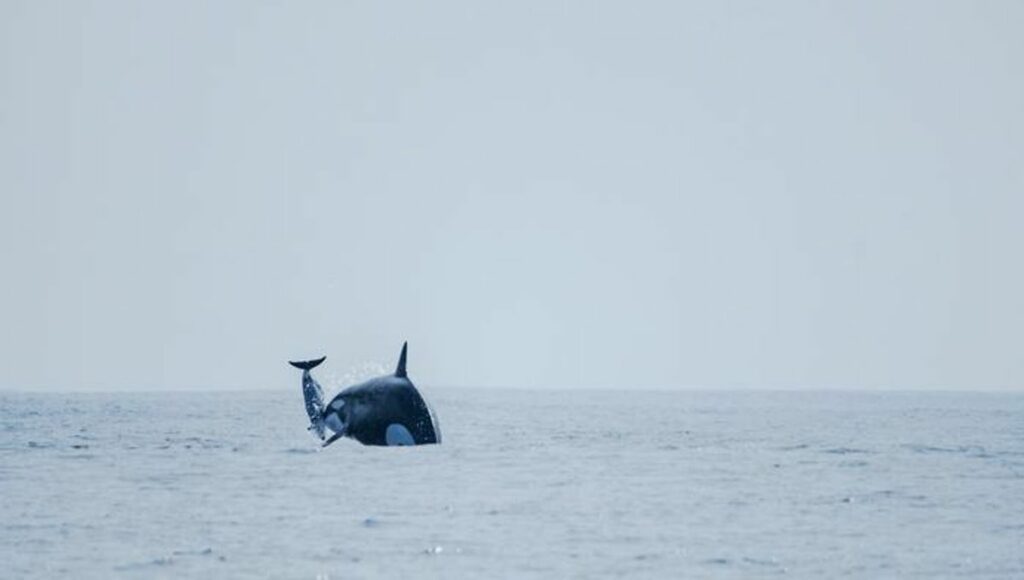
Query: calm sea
[{"left": 2, "top": 388, "right": 1023, "bottom": 579}]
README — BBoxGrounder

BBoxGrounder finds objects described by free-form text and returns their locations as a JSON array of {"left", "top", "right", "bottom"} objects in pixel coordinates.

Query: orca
[{"left": 288, "top": 342, "right": 441, "bottom": 448}]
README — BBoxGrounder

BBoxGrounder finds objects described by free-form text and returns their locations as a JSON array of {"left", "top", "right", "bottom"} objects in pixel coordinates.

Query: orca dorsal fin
[{"left": 395, "top": 341, "right": 408, "bottom": 378}]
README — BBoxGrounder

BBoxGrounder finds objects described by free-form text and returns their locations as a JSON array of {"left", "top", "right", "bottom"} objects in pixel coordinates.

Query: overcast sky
[{"left": 1, "top": 1, "right": 1021, "bottom": 391}]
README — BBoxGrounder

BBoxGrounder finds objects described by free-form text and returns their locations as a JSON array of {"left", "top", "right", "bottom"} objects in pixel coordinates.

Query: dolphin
[
  {"left": 289, "top": 355, "right": 327, "bottom": 440},
  {"left": 288, "top": 342, "right": 441, "bottom": 447}
]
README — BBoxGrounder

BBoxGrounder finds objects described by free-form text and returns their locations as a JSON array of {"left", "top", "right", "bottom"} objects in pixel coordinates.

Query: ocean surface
[{"left": 2, "top": 388, "right": 1023, "bottom": 579}]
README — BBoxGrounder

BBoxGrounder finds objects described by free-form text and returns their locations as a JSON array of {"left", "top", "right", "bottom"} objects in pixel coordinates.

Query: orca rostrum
[{"left": 288, "top": 342, "right": 441, "bottom": 448}]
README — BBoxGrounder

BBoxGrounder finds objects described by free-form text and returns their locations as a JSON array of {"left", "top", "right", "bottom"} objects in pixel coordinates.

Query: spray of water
[{"left": 320, "top": 361, "right": 390, "bottom": 398}]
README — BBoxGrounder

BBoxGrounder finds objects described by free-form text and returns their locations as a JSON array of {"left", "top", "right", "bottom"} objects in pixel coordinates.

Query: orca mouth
[{"left": 324, "top": 411, "right": 347, "bottom": 435}]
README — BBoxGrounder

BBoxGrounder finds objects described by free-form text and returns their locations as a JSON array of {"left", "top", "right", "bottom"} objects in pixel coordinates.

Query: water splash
[{"left": 321, "top": 362, "right": 390, "bottom": 396}]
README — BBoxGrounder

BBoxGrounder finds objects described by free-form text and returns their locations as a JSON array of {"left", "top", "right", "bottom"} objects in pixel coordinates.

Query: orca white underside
[{"left": 385, "top": 424, "right": 415, "bottom": 446}]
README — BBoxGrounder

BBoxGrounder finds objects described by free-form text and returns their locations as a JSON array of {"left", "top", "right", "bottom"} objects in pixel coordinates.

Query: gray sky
[{"left": 1, "top": 1, "right": 1022, "bottom": 391}]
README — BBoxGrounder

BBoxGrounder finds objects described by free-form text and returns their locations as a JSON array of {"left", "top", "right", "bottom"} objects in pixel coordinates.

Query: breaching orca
[{"left": 288, "top": 342, "right": 441, "bottom": 448}]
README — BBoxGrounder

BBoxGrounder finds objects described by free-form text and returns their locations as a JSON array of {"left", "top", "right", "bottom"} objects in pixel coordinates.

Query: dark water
[{"left": 2, "top": 389, "right": 1023, "bottom": 578}]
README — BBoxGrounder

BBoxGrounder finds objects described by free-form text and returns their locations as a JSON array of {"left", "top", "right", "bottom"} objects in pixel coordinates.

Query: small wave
[
  {"left": 172, "top": 547, "right": 215, "bottom": 557},
  {"left": 903, "top": 444, "right": 989, "bottom": 457},
  {"left": 116, "top": 549, "right": 221, "bottom": 571},
  {"left": 60, "top": 453, "right": 96, "bottom": 460},
  {"left": 633, "top": 553, "right": 660, "bottom": 561},
  {"left": 839, "top": 460, "right": 869, "bottom": 468},
  {"left": 822, "top": 447, "right": 872, "bottom": 455},
  {"left": 742, "top": 556, "right": 783, "bottom": 568},
  {"left": 283, "top": 447, "right": 318, "bottom": 454},
  {"left": 419, "top": 545, "right": 461, "bottom": 556},
  {"left": 115, "top": 557, "right": 174, "bottom": 571},
  {"left": 701, "top": 557, "right": 732, "bottom": 566},
  {"left": 151, "top": 436, "right": 230, "bottom": 451}
]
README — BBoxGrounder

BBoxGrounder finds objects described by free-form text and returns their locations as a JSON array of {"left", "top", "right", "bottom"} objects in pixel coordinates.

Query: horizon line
[{"left": 1, "top": 383, "right": 1022, "bottom": 395}]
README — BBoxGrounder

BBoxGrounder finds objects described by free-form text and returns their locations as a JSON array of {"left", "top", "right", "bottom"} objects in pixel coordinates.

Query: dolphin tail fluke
[
  {"left": 289, "top": 356, "right": 326, "bottom": 371},
  {"left": 395, "top": 342, "right": 408, "bottom": 378}
]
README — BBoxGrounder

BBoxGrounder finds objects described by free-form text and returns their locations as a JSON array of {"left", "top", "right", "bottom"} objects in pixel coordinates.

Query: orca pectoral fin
[{"left": 322, "top": 432, "right": 346, "bottom": 448}]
